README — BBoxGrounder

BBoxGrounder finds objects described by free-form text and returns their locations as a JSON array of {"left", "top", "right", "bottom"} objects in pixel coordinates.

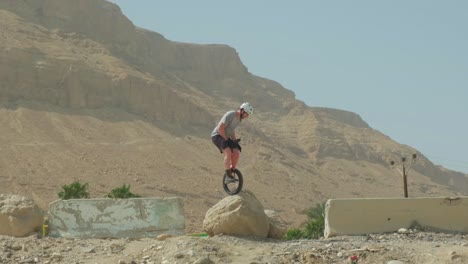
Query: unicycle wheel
[{"left": 223, "top": 168, "right": 243, "bottom": 195}]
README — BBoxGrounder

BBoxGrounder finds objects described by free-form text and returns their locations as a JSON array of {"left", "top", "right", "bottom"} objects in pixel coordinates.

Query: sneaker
[{"left": 224, "top": 175, "right": 237, "bottom": 184}]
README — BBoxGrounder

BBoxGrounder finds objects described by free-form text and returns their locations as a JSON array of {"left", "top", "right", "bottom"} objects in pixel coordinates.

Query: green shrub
[
  {"left": 283, "top": 202, "right": 326, "bottom": 240},
  {"left": 303, "top": 202, "right": 326, "bottom": 239},
  {"left": 283, "top": 228, "right": 304, "bottom": 240},
  {"left": 303, "top": 218, "right": 325, "bottom": 239},
  {"left": 107, "top": 184, "right": 141, "bottom": 199},
  {"left": 58, "top": 181, "right": 90, "bottom": 200}
]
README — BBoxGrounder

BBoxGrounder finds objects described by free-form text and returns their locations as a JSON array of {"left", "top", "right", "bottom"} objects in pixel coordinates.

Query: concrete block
[
  {"left": 325, "top": 197, "right": 468, "bottom": 238},
  {"left": 48, "top": 197, "right": 184, "bottom": 238}
]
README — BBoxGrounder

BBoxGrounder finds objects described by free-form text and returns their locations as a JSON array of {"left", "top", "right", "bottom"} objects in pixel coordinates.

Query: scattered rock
[
  {"left": 398, "top": 228, "right": 410, "bottom": 234},
  {"left": 193, "top": 256, "right": 215, "bottom": 264},
  {"left": 0, "top": 228, "right": 467, "bottom": 263},
  {"left": 0, "top": 194, "right": 43, "bottom": 237},
  {"left": 156, "top": 234, "right": 173, "bottom": 241},
  {"left": 265, "top": 209, "right": 288, "bottom": 239}
]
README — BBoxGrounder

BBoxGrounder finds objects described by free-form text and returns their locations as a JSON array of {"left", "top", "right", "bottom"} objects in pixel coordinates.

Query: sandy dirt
[{"left": 1, "top": 228, "right": 468, "bottom": 264}]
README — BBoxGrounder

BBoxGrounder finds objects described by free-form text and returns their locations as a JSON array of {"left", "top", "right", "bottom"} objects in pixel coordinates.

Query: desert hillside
[{"left": 0, "top": 0, "right": 467, "bottom": 232}]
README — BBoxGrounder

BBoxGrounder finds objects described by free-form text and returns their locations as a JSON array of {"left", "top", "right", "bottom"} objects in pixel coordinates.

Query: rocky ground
[{"left": 1, "top": 229, "right": 468, "bottom": 264}]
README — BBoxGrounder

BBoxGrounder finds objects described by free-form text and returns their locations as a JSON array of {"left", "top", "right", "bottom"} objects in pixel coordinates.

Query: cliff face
[
  {"left": 0, "top": 0, "right": 293, "bottom": 126},
  {"left": 0, "top": 8, "right": 214, "bottom": 132},
  {"left": 0, "top": 0, "right": 467, "bottom": 228}
]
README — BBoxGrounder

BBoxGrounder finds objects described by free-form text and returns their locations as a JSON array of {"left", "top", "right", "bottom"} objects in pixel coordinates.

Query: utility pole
[{"left": 390, "top": 154, "right": 417, "bottom": 198}]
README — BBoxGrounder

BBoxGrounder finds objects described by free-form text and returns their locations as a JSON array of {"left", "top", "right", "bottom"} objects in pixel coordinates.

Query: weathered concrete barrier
[
  {"left": 48, "top": 197, "right": 184, "bottom": 238},
  {"left": 325, "top": 197, "right": 468, "bottom": 238}
]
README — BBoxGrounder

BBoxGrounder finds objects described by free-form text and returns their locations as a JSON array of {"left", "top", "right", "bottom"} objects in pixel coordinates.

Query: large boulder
[
  {"left": 0, "top": 194, "right": 43, "bottom": 237},
  {"left": 265, "top": 209, "right": 288, "bottom": 239},
  {"left": 203, "top": 190, "right": 270, "bottom": 238}
]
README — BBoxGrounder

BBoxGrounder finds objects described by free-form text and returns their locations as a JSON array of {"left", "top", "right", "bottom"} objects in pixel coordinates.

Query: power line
[
  {"left": 425, "top": 155, "right": 468, "bottom": 172},
  {"left": 437, "top": 164, "right": 468, "bottom": 169},
  {"left": 427, "top": 155, "right": 468, "bottom": 165}
]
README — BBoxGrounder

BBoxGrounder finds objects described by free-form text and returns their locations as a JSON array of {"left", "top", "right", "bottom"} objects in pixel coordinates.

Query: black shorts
[
  {"left": 211, "top": 136, "right": 241, "bottom": 153},
  {"left": 212, "top": 135, "right": 227, "bottom": 153}
]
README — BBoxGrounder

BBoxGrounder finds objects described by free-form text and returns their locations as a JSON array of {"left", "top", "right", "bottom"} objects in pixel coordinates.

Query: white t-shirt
[{"left": 211, "top": 110, "right": 241, "bottom": 138}]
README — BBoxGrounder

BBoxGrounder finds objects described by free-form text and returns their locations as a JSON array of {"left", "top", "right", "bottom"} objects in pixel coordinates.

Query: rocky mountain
[{"left": 0, "top": 0, "right": 466, "bottom": 232}]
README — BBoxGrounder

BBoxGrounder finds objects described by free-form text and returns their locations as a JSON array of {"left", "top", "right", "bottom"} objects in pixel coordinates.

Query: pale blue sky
[{"left": 110, "top": 1, "right": 468, "bottom": 173}]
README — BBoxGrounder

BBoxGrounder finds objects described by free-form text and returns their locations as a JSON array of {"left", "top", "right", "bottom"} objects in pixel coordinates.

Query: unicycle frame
[{"left": 223, "top": 168, "right": 243, "bottom": 195}]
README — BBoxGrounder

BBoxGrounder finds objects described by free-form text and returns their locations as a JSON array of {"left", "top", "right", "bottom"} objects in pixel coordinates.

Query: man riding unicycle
[{"left": 211, "top": 102, "right": 253, "bottom": 194}]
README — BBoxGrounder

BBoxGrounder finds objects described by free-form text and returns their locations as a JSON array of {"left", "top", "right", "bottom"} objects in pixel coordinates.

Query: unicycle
[{"left": 223, "top": 168, "right": 243, "bottom": 195}]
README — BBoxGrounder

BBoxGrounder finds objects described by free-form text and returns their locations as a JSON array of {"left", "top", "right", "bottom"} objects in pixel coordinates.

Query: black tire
[{"left": 223, "top": 168, "right": 243, "bottom": 195}]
